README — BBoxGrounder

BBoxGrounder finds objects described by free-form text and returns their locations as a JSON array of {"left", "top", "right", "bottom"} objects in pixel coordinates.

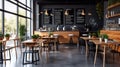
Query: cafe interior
[{"left": 0, "top": 0, "right": 120, "bottom": 67}]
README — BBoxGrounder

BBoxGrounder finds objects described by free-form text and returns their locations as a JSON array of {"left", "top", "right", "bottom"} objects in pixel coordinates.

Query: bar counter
[
  {"left": 100, "top": 30, "right": 120, "bottom": 42},
  {"left": 34, "top": 31, "right": 79, "bottom": 44}
]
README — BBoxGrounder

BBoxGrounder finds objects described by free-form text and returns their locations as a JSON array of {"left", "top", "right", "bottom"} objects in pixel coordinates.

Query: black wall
[{"left": 33, "top": 2, "right": 104, "bottom": 32}]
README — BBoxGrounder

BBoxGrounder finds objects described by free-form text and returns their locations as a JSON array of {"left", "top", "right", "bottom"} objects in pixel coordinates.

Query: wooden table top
[
  {"left": 80, "top": 37, "right": 99, "bottom": 40},
  {"left": 89, "top": 39, "right": 119, "bottom": 46}
]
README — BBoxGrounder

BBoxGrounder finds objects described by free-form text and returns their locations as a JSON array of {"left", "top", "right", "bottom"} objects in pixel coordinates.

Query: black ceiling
[{"left": 37, "top": 0, "right": 107, "bottom": 5}]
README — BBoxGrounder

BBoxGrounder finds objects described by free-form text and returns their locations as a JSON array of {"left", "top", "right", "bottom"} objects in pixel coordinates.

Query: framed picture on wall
[
  {"left": 54, "top": 8, "right": 63, "bottom": 25},
  {"left": 65, "top": 8, "right": 74, "bottom": 25},
  {"left": 76, "top": 8, "right": 85, "bottom": 24},
  {"left": 43, "top": 8, "right": 53, "bottom": 24}
]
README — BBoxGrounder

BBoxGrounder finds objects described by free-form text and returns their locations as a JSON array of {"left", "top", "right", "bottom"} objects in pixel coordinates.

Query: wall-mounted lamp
[
  {"left": 81, "top": 9, "right": 85, "bottom": 15},
  {"left": 44, "top": 9, "right": 49, "bottom": 15},
  {"left": 64, "top": 9, "right": 69, "bottom": 15}
]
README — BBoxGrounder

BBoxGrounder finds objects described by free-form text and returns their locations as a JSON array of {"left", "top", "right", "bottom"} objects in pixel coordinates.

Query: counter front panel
[{"left": 34, "top": 31, "right": 79, "bottom": 44}]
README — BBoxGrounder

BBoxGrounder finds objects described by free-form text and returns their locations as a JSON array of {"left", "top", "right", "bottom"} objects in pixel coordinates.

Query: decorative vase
[
  {"left": 99, "top": 38, "right": 102, "bottom": 42},
  {"left": 104, "top": 39, "right": 108, "bottom": 43},
  {"left": 88, "top": 35, "right": 91, "bottom": 38},
  {"left": 6, "top": 37, "right": 10, "bottom": 40},
  {"left": 0, "top": 37, "right": 3, "bottom": 40},
  {"left": 32, "top": 39, "right": 36, "bottom": 41}
]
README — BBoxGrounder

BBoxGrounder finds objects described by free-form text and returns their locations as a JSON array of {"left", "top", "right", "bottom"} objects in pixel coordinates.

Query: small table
[
  {"left": 90, "top": 39, "right": 119, "bottom": 67},
  {"left": 22, "top": 39, "right": 39, "bottom": 64},
  {"left": 3, "top": 38, "right": 20, "bottom": 64},
  {"left": 42, "top": 37, "right": 57, "bottom": 51},
  {"left": 80, "top": 37, "right": 99, "bottom": 57}
]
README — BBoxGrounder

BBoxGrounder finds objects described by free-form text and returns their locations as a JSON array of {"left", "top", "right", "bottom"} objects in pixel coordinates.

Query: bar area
[{"left": 0, "top": 0, "right": 120, "bottom": 67}]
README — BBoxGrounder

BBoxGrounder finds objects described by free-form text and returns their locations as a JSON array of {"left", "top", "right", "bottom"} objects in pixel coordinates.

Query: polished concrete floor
[{"left": 0, "top": 45, "right": 120, "bottom": 67}]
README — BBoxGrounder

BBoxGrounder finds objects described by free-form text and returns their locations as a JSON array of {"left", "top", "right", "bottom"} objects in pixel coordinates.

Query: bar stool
[
  {"left": 22, "top": 44, "right": 40, "bottom": 65},
  {"left": 23, "top": 49, "right": 40, "bottom": 65},
  {"left": 53, "top": 34, "right": 59, "bottom": 51},
  {"left": 68, "top": 34, "right": 74, "bottom": 45}
]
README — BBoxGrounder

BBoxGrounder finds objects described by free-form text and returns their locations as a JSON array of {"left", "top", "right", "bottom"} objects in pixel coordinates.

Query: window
[
  {"left": 0, "top": 12, "right": 2, "bottom": 32},
  {"left": 0, "top": 0, "right": 2, "bottom": 9},
  {"left": 19, "top": 0, "right": 26, "bottom": 5},
  {"left": 18, "top": 17, "right": 26, "bottom": 39},
  {"left": 10, "top": 0, "right": 17, "bottom": 3},
  {"left": 4, "top": 13, "right": 17, "bottom": 35},
  {"left": 27, "top": 11, "right": 30, "bottom": 17},
  {"left": 27, "top": 19, "right": 30, "bottom": 38},
  {"left": 27, "top": 0, "right": 30, "bottom": 7},
  {"left": 5, "top": 0, "right": 17, "bottom": 13},
  {"left": 18, "top": 0, "right": 26, "bottom": 8},
  {"left": 18, "top": 7, "right": 26, "bottom": 16},
  {"left": 0, "top": 0, "right": 32, "bottom": 39}
]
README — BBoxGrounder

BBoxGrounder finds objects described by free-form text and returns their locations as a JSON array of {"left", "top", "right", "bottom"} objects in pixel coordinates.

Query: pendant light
[
  {"left": 45, "top": 9, "right": 49, "bottom": 15},
  {"left": 81, "top": 9, "right": 85, "bottom": 15},
  {"left": 65, "top": 9, "right": 69, "bottom": 15}
]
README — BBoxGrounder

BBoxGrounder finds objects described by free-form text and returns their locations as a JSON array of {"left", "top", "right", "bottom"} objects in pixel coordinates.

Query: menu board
[
  {"left": 76, "top": 8, "right": 85, "bottom": 24},
  {"left": 54, "top": 8, "right": 63, "bottom": 25},
  {"left": 43, "top": 9, "right": 52, "bottom": 24},
  {"left": 65, "top": 9, "right": 74, "bottom": 25}
]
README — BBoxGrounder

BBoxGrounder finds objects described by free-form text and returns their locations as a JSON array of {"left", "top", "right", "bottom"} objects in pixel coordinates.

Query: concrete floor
[{"left": 0, "top": 45, "right": 120, "bottom": 67}]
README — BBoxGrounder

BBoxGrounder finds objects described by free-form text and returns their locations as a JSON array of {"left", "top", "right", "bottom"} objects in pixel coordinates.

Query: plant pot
[
  {"left": 99, "top": 38, "right": 102, "bottom": 42},
  {"left": 92, "top": 36, "right": 97, "bottom": 38},
  {"left": 104, "top": 39, "right": 108, "bottom": 43},
  {"left": 32, "top": 39, "right": 36, "bottom": 41},
  {"left": 0, "top": 37, "right": 3, "bottom": 40},
  {"left": 6, "top": 37, "right": 10, "bottom": 40}
]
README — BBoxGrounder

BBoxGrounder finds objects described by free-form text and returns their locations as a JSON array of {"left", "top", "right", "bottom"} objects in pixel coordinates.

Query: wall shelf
[
  {"left": 107, "top": 3, "right": 120, "bottom": 10},
  {"left": 107, "top": 13, "right": 120, "bottom": 18}
]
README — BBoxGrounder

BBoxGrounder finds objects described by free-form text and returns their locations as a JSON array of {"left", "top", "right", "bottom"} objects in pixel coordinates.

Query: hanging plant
[
  {"left": 108, "top": 0, "right": 119, "bottom": 6},
  {"left": 96, "top": 2, "right": 104, "bottom": 20}
]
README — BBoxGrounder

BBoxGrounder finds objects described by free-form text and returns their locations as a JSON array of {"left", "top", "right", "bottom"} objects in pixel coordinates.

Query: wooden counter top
[
  {"left": 34, "top": 31, "right": 79, "bottom": 44},
  {"left": 100, "top": 30, "right": 120, "bottom": 42}
]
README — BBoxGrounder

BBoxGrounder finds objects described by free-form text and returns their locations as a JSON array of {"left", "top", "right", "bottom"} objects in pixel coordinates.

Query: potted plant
[
  {"left": 88, "top": 33, "right": 92, "bottom": 38},
  {"left": 92, "top": 33, "right": 97, "bottom": 38},
  {"left": 103, "top": 34, "right": 108, "bottom": 43},
  {"left": 48, "top": 32, "right": 53, "bottom": 37},
  {"left": 5, "top": 33, "right": 10, "bottom": 40},
  {"left": 19, "top": 25, "right": 26, "bottom": 41},
  {"left": 0, "top": 33, "right": 4, "bottom": 40},
  {"left": 98, "top": 34, "right": 103, "bottom": 42},
  {"left": 31, "top": 34, "right": 40, "bottom": 41}
]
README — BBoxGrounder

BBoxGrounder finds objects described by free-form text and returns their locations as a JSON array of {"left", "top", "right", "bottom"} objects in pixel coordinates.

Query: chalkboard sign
[
  {"left": 54, "top": 8, "right": 63, "bottom": 25},
  {"left": 76, "top": 8, "right": 85, "bottom": 24},
  {"left": 43, "top": 9, "right": 52, "bottom": 24},
  {"left": 65, "top": 9, "right": 74, "bottom": 25}
]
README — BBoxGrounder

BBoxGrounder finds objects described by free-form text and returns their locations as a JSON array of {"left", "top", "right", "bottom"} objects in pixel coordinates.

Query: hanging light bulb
[
  {"left": 88, "top": 12, "right": 92, "bottom": 16},
  {"left": 81, "top": 9, "right": 85, "bottom": 15},
  {"left": 65, "top": 9, "right": 69, "bottom": 15},
  {"left": 45, "top": 10, "right": 49, "bottom": 15},
  {"left": 40, "top": 11, "right": 43, "bottom": 14}
]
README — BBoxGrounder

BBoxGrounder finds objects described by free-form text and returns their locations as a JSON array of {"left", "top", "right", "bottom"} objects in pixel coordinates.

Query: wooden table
[
  {"left": 22, "top": 39, "right": 46, "bottom": 64},
  {"left": 22, "top": 39, "right": 39, "bottom": 64},
  {"left": 0, "top": 37, "right": 20, "bottom": 64},
  {"left": 89, "top": 39, "right": 119, "bottom": 67},
  {"left": 41, "top": 37, "right": 57, "bottom": 51},
  {"left": 80, "top": 37, "right": 99, "bottom": 57}
]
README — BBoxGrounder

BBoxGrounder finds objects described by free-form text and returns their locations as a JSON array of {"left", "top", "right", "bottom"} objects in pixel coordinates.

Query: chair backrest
[{"left": 78, "top": 38, "right": 85, "bottom": 46}]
